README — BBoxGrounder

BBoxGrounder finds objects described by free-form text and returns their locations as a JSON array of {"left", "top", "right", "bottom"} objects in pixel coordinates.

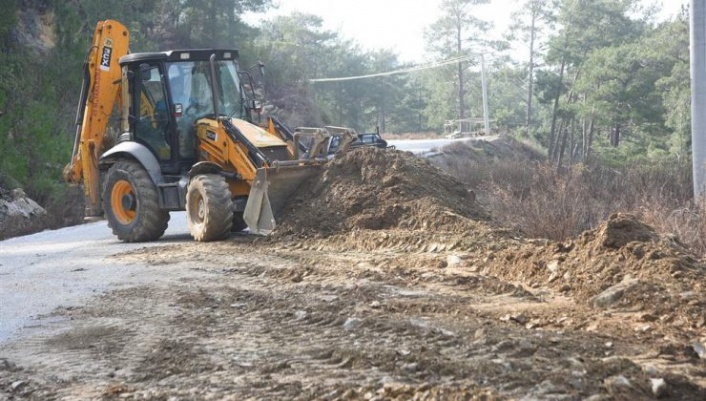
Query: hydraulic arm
[{"left": 63, "top": 20, "right": 129, "bottom": 217}]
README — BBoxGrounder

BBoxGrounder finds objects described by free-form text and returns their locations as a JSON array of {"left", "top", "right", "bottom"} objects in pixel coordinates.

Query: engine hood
[{"left": 229, "top": 118, "right": 285, "bottom": 148}]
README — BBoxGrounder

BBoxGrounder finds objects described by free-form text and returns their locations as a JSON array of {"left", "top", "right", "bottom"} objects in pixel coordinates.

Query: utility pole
[
  {"left": 691, "top": 0, "right": 706, "bottom": 200},
  {"left": 457, "top": 15, "right": 466, "bottom": 120},
  {"left": 417, "top": 82, "right": 422, "bottom": 132},
  {"left": 480, "top": 54, "right": 490, "bottom": 135}
]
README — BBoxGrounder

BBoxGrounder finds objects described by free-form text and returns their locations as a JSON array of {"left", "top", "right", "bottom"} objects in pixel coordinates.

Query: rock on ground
[{"left": 0, "top": 187, "right": 46, "bottom": 240}]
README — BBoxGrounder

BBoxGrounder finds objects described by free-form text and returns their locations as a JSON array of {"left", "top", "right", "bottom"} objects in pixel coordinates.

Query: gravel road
[{"left": 0, "top": 212, "right": 192, "bottom": 343}]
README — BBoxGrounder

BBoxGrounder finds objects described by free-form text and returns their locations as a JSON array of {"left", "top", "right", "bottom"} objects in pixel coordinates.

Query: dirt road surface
[{"left": 3, "top": 147, "right": 706, "bottom": 400}]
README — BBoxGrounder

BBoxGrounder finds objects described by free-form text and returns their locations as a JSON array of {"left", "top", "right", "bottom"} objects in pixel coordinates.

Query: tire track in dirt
[{"left": 3, "top": 237, "right": 705, "bottom": 400}]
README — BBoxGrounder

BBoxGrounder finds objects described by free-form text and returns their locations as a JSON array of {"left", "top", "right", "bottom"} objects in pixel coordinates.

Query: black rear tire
[
  {"left": 102, "top": 160, "right": 170, "bottom": 242},
  {"left": 186, "top": 174, "right": 233, "bottom": 241}
]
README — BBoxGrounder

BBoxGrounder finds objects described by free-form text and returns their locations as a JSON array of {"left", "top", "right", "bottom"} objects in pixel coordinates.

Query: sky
[{"left": 246, "top": 0, "right": 689, "bottom": 64}]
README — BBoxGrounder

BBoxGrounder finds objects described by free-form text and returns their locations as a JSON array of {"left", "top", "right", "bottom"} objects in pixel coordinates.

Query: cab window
[{"left": 133, "top": 64, "right": 171, "bottom": 161}]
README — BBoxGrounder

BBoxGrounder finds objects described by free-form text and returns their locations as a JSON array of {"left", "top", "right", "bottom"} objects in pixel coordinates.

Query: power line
[{"left": 308, "top": 55, "right": 477, "bottom": 83}]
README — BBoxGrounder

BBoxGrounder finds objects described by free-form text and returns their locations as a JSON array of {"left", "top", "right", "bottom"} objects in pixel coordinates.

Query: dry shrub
[
  {"left": 448, "top": 156, "right": 706, "bottom": 255},
  {"left": 431, "top": 136, "right": 545, "bottom": 189},
  {"left": 638, "top": 206, "right": 706, "bottom": 254},
  {"left": 480, "top": 164, "right": 604, "bottom": 240},
  {"left": 584, "top": 160, "right": 701, "bottom": 252}
]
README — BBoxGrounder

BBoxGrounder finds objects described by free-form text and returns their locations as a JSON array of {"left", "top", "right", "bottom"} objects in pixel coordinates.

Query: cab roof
[{"left": 119, "top": 49, "right": 239, "bottom": 65}]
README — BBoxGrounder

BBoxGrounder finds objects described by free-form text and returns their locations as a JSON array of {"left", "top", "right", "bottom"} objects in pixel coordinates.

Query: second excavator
[{"left": 63, "top": 20, "right": 343, "bottom": 242}]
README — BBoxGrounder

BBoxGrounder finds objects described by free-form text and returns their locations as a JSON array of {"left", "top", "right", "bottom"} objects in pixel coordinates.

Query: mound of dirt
[
  {"left": 274, "top": 147, "right": 490, "bottom": 237},
  {"left": 485, "top": 213, "right": 706, "bottom": 336},
  {"left": 431, "top": 134, "right": 544, "bottom": 167},
  {"left": 598, "top": 214, "right": 659, "bottom": 248},
  {"left": 272, "top": 147, "right": 706, "bottom": 340}
]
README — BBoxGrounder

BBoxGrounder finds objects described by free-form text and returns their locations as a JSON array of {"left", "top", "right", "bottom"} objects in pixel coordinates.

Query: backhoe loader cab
[
  {"left": 119, "top": 50, "right": 251, "bottom": 167},
  {"left": 64, "top": 20, "right": 324, "bottom": 242}
]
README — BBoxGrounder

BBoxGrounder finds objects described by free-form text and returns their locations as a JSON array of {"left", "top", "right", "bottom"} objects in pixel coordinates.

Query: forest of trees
[{"left": 0, "top": 0, "right": 693, "bottom": 211}]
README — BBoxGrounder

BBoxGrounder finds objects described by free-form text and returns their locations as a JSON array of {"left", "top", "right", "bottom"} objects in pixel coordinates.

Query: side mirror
[{"left": 252, "top": 100, "right": 262, "bottom": 114}]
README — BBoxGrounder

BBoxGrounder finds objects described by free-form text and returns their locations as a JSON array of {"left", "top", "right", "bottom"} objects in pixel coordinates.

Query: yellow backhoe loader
[{"left": 63, "top": 20, "right": 330, "bottom": 241}]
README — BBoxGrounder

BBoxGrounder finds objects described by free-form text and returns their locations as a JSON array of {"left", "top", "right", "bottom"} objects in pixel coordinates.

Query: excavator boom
[{"left": 63, "top": 20, "right": 129, "bottom": 217}]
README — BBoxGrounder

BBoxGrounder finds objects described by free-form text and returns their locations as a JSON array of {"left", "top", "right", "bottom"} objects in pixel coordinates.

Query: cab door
[{"left": 129, "top": 63, "right": 179, "bottom": 174}]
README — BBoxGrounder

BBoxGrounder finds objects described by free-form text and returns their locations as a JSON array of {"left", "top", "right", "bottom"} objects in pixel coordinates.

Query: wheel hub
[
  {"left": 197, "top": 198, "right": 205, "bottom": 221},
  {"left": 111, "top": 180, "right": 137, "bottom": 225},
  {"left": 121, "top": 193, "right": 136, "bottom": 212}
]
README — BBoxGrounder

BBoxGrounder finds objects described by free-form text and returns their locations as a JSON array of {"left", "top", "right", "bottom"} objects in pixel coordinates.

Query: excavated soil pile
[
  {"left": 430, "top": 134, "right": 545, "bottom": 170},
  {"left": 275, "top": 147, "right": 490, "bottom": 237},
  {"left": 486, "top": 213, "right": 706, "bottom": 335}
]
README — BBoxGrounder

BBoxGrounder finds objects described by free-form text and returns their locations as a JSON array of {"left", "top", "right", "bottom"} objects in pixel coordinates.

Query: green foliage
[
  {"left": 518, "top": 0, "right": 693, "bottom": 164},
  {"left": 0, "top": 0, "right": 17, "bottom": 50},
  {"left": 395, "top": 79, "right": 429, "bottom": 133},
  {"left": 419, "top": 65, "right": 458, "bottom": 130},
  {"left": 254, "top": 12, "right": 334, "bottom": 127},
  {"left": 174, "top": 0, "right": 270, "bottom": 48},
  {"left": 0, "top": 0, "right": 699, "bottom": 215},
  {"left": 425, "top": 0, "right": 492, "bottom": 121},
  {"left": 652, "top": 15, "right": 691, "bottom": 157},
  {"left": 575, "top": 41, "right": 668, "bottom": 131},
  {"left": 547, "top": 0, "right": 644, "bottom": 66},
  {"left": 255, "top": 12, "right": 421, "bottom": 132}
]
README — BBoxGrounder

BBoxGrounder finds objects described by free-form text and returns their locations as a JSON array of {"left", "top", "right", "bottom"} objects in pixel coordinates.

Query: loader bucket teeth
[{"left": 244, "top": 165, "right": 321, "bottom": 235}]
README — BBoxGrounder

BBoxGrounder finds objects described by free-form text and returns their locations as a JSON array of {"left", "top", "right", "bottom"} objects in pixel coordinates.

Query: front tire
[
  {"left": 186, "top": 174, "right": 233, "bottom": 241},
  {"left": 102, "top": 160, "right": 170, "bottom": 242}
]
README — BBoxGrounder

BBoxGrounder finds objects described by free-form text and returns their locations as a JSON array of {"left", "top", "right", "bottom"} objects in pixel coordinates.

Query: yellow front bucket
[{"left": 244, "top": 164, "right": 322, "bottom": 235}]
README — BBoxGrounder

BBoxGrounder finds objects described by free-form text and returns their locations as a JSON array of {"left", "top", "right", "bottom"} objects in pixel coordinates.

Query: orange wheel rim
[{"left": 111, "top": 180, "right": 136, "bottom": 224}]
